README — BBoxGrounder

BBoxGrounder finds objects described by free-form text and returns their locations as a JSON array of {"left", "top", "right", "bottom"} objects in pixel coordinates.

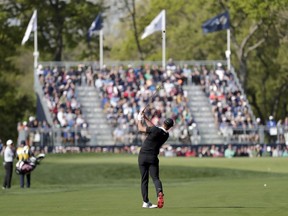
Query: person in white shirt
[{"left": 2, "top": 139, "right": 15, "bottom": 189}]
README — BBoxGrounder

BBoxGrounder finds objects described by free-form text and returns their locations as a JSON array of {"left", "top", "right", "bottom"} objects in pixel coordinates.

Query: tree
[
  {"left": 0, "top": 0, "right": 107, "bottom": 140},
  {"left": 6, "top": 0, "right": 105, "bottom": 61},
  {"left": 120, "top": 0, "right": 144, "bottom": 60},
  {"left": 0, "top": 3, "right": 35, "bottom": 141},
  {"left": 109, "top": 0, "right": 288, "bottom": 121}
]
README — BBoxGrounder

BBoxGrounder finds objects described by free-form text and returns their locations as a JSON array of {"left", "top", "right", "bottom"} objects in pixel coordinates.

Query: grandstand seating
[{"left": 36, "top": 61, "right": 260, "bottom": 146}]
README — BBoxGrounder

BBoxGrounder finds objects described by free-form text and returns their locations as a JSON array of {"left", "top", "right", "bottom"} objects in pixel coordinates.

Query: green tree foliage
[
  {"left": 0, "top": 4, "right": 35, "bottom": 141},
  {"left": 7, "top": 0, "right": 105, "bottom": 61},
  {"left": 111, "top": 0, "right": 288, "bottom": 121},
  {"left": 0, "top": 0, "right": 287, "bottom": 142},
  {"left": 0, "top": 0, "right": 105, "bottom": 141}
]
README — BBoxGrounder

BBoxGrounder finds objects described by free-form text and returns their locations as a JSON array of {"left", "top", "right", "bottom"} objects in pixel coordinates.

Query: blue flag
[
  {"left": 202, "top": 11, "right": 230, "bottom": 33},
  {"left": 87, "top": 13, "right": 103, "bottom": 40}
]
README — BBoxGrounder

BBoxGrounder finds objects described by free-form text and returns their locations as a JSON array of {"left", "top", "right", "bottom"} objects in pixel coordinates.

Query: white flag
[
  {"left": 21, "top": 10, "right": 37, "bottom": 45},
  {"left": 141, "top": 10, "right": 165, "bottom": 40}
]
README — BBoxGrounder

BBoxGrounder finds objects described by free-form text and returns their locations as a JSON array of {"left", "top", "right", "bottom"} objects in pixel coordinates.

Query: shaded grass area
[
  {"left": 34, "top": 162, "right": 287, "bottom": 186},
  {"left": 10, "top": 153, "right": 285, "bottom": 186},
  {"left": 0, "top": 154, "right": 287, "bottom": 216}
]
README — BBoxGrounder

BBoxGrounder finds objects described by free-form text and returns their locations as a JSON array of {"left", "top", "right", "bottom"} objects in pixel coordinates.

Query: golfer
[{"left": 137, "top": 110, "right": 174, "bottom": 208}]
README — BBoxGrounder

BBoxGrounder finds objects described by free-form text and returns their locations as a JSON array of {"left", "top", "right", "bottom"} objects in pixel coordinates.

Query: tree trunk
[
  {"left": 124, "top": 0, "right": 144, "bottom": 60},
  {"left": 238, "top": 58, "right": 248, "bottom": 89},
  {"left": 54, "top": 31, "right": 63, "bottom": 61}
]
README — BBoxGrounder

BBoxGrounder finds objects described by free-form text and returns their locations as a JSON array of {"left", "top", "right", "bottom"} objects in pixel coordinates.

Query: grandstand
[{"left": 29, "top": 59, "right": 271, "bottom": 150}]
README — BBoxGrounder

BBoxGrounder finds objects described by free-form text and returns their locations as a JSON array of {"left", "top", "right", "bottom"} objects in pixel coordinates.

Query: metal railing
[
  {"left": 18, "top": 126, "right": 288, "bottom": 152},
  {"left": 38, "top": 60, "right": 227, "bottom": 70}
]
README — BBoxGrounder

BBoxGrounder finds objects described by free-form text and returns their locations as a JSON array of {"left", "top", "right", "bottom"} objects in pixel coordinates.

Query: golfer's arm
[
  {"left": 143, "top": 116, "right": 155, "bottom": 127},
  {"left": 137, "top": 119, "right": 147, "bottom": 132}
]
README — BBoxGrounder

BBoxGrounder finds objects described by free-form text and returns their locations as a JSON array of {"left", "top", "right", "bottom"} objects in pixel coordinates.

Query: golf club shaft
[{"left": 143, "top": 85, "right": 162, "bottom": 113}]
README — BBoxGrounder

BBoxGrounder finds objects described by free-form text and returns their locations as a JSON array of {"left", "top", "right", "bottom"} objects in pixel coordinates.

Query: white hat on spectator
[
  {"left": 267, "top": 146, "right": 271, "bottom": 152},
  {"left": 29, "top": 116, "right": 35, "bottom": 122},
  {"left": 23, "top": 121, "right": 27, "bottom": 126},
  {"left": 256, "top": 118, "right": 261, "bottom": 123},
  {"left": 269, "top": 116, "right": 273, "bottom": 120},
  {"left": 6, "top": 139, "right": 13, "bottom": 146},
  {"left": 217, "top": 63, "right": 222, "bottom": 67}
]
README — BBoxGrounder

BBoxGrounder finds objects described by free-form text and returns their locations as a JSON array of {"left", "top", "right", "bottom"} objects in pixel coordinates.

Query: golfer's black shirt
[{"left": 140, "top": 126, "right": 169, "bottom": 155}]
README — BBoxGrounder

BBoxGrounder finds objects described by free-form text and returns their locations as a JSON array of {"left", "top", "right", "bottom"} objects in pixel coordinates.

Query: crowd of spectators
[
  {"left": 16, "top": 116, "right": 51, "bottom": 153},
  {"left": 45, "top": 143, "right": 288, "bottom": 158},
  {"left": 94, "top": 59, "right": 199, "bottom": 145},
  {"left": 37, "top": 64, "right": 90, "bottom": 145},
  {"left": 33, "top": 61, "right": 288, "bottom": 147},
  {"left": 158, "top": 143, "right": 288, "bottom": 158},
  {"left": 194, "top": 63, "right": 254, "bottom": 138},
  {"left": 189, "top": 63, "right": 288, "bottom": 145}
]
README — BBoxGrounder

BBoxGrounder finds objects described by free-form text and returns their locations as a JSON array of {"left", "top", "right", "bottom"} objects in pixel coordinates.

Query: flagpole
[
  {"left": 162, "top": 10, "right": 166, "bottom": 71},
  {"left": 33, "top": 10, "right": 39, "bottom": 90},
  {"left": 99, "top": 29, "right": 103, "bottom": 69},
  {"left": 226, "top": 28, "right": 231, "bottom": 71}
]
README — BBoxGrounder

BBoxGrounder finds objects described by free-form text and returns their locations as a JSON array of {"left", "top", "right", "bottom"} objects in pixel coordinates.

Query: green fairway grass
[{"left": 0, "top": 153, "right": 287, "bottom": 216}]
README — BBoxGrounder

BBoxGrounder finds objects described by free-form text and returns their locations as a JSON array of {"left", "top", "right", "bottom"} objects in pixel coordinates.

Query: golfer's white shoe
[{"left": 142, "top": 201, "right": 157, "bottom": 208}]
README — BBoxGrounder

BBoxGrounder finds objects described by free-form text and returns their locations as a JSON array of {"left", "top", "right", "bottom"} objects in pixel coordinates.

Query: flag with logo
[
  {"left": 202, "top": 11, "right": 230, "bottom": 34},
  {"left": 21, "top": 10, "right": 37, "bottom": 45},
  {"left": 141, "top": 10, "right": 165, "bottom": 39},
  {"left": 87, "top": 13, "right": 103, "bottom": 40}
]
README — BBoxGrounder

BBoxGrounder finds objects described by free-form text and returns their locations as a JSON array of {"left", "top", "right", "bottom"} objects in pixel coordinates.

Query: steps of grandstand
[
  {"left": 77, "top": 86, "right": 114, "bottom": 145},
  {"left": 184, "top": 85, "right": 224, "bottom": 144}
]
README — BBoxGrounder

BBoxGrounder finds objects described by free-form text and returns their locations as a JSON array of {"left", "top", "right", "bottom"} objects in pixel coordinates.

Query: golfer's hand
[{"left": 137, "top": 109, "right": 144, "bottom": 121}]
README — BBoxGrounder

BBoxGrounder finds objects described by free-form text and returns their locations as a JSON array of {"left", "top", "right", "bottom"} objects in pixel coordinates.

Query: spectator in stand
[
  {"left": 182, "top": 64, "right": 191, "bottom": 85},
  {"left": 276, "top": 118, "right": 285, "bottom": 144},
  {"left": 284, "top": 117, "right": 288, "bottom": 145},
  {"left": 166, "top": 58, "right": 176, "bottom": 72},
  {"left": 17, "top": 121, "right": 28, "bottom": 145},
  {"left": 113, "top": 125, "right": 125, "bottom": 144},
  {"left": 40, "top": 120, "right": 51, "bottom": 152},
  {"left": 283, "top": 146, "right": 288, "bottom": 157},
  {"left": 191, "top": 67, "right": 201, "bottom": 85},
  {"left": 224, "top": 144, "right": 235, "bottom": 158},
  {"left": 266, "top": 115, "right": 277, "bottom": 144},
  {"left": 189, "top": 123, "right": 201, "bottom": 145},
  {"left": 85, "top": 66, "right": 94, "bottom": 86},
  {"left": 78, "top": 123, "right": 90, "bottom": 145},
  {"left": 215, "top": 63, "right": 225, "bottom": 81}
]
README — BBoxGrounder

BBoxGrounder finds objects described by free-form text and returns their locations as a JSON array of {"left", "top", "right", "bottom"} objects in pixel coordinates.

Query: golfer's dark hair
[{"left": 164, "top": 118, "right": 174, "bottom": 130}]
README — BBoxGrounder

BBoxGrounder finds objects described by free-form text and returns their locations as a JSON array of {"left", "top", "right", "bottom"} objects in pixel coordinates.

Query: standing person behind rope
[
  {"left": 137, "top": 109, "right": 174, "bottom": 209},
  {"left": 2, "top": 139, "right": 15, "bottom": 189},
  {"left": 16, "top": 140, "right": 32, "bottom": 188}
]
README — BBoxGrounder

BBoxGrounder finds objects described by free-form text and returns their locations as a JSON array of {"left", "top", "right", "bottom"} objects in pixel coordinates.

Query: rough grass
[{"left": 0, "top": 153, "right": 287, "bottom": 216}]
